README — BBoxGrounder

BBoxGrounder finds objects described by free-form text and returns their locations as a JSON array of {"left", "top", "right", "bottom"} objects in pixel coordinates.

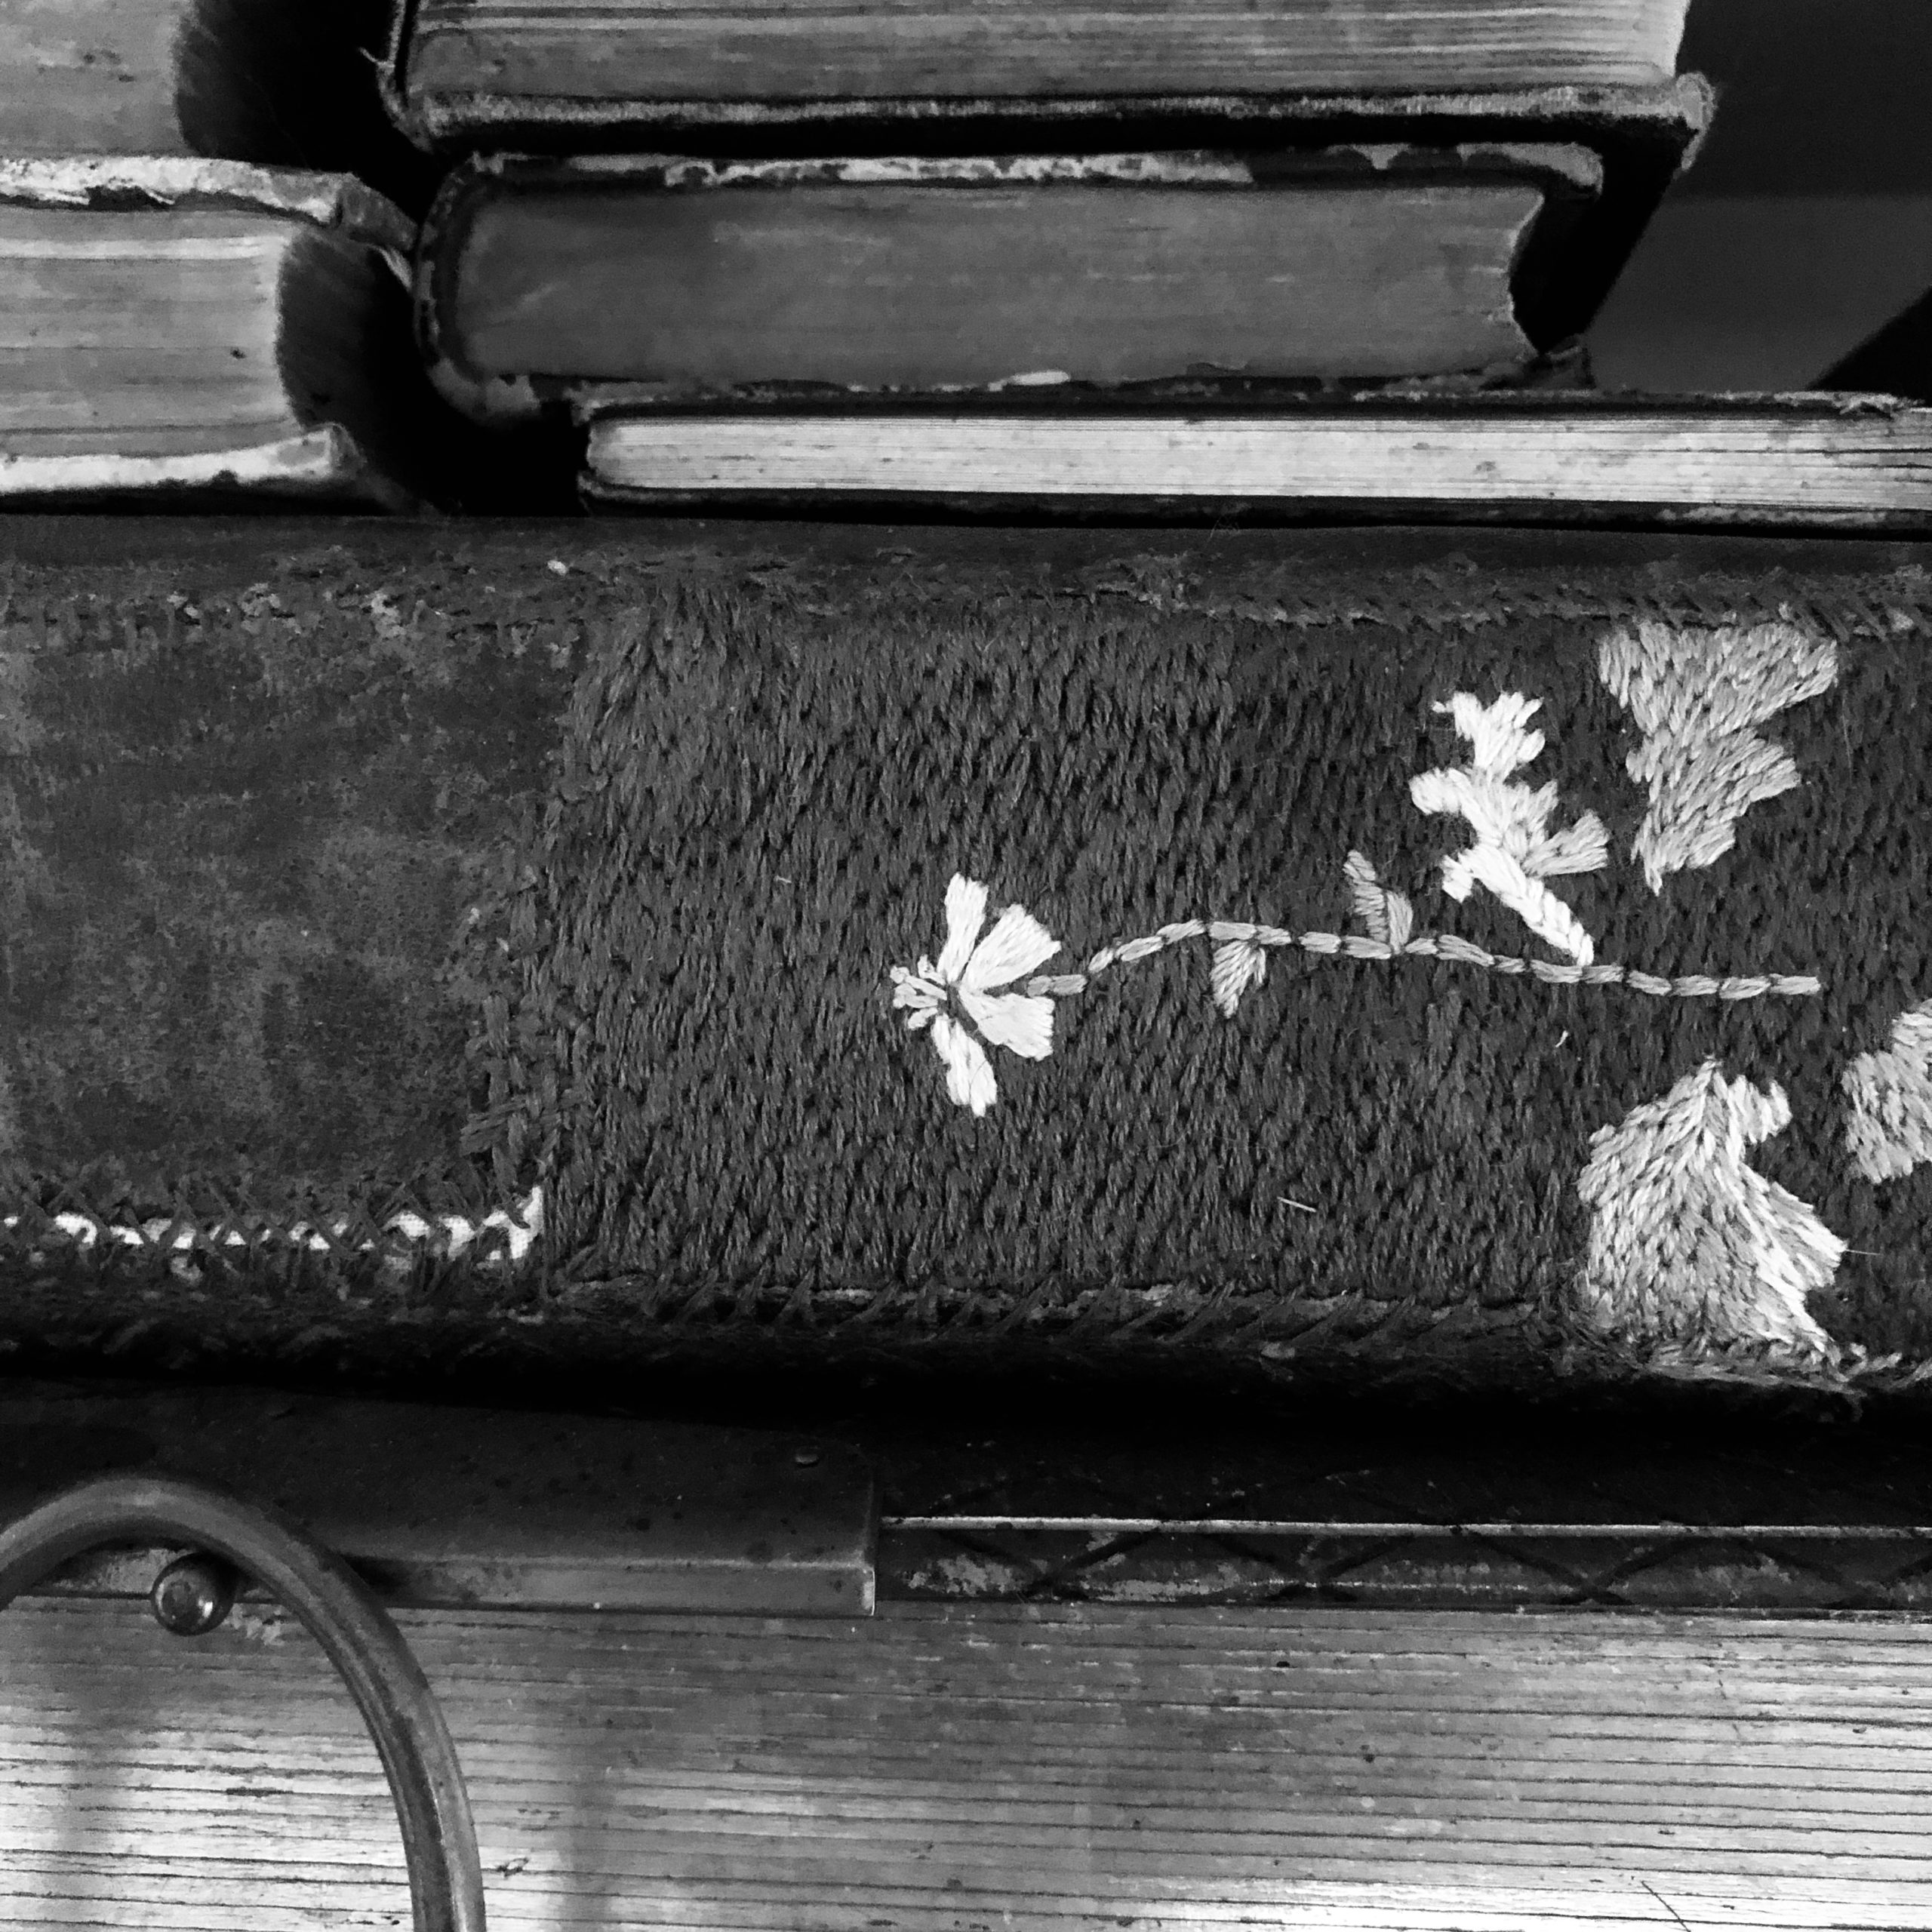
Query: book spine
[
  {"left": 389, "top": 72, "right": 1712, "bottom": 158},
  {"left": 412, "top": 155, "right": 552, "bottom": 426},
  {"left": 0, "top": 158, "right": 418, "bottom": 258},
  {"left": 0, "top": 521, "right": 1927, "bottom": 1398},
  {"left": 377, "top": 0, "right": 436, "bottom": 150},
  {"left": 413, "top": 144, "right": 1606, "bottom": 422}
]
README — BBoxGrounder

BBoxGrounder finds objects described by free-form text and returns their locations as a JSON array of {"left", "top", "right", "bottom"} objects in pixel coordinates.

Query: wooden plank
[{"left": 2, "top": 1598, "right": 1928, "bottom": 1929}]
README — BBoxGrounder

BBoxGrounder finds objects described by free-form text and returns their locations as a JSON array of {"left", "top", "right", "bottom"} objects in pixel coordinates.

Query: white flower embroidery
[
  {"left": 1598, "top": 620, "right": 1838, "bottom": 894},
  {"left": 891, "top": 874, "right": 1060, "bottom": 1115},
  {"left": 1410, "top": 691, "right": 1609, "bottom": 965}
]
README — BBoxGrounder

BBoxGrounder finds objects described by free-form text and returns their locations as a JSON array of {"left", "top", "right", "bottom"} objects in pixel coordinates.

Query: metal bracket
[
  {"left": 0, "top": 1470, "right": 488, "bottom": 1932},
  {"left": 0, "top": 1383, "right": 875, "bottom": 1615}
]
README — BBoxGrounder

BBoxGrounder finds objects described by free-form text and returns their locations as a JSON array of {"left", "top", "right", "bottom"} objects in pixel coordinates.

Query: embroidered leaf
[
  {"left": 959, "top": 988, "right": 1055, "bottom": 1060},
  {"left": 1343, "top": 850, "right": 1414, "bottom": 952},
  {"left": 961, "top": 903, "right": 1060, "bottom": 992},
  {"left": 1211, "top": 939, "right": 1267, "bottom": 1017},
  {"left": 1844, "top": 1001, "right": 1932, "bottom": 1183},
  {"left": 1577, "top": 1060, "right": 1843, "bottom": 1362},
  {"left": 1522, "top": 817, "right": 1613, "bottom": 877},
  {"left": 1598, "top": 620, "right": 1838, "bottom": 894}
]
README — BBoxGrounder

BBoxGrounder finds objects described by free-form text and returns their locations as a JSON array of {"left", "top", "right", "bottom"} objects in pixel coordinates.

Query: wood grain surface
[{"left": 2, "top": 1597, "right": 1927, "bottom": 1929}]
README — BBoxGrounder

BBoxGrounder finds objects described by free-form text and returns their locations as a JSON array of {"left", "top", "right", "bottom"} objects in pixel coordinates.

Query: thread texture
[
  {"left": 1598, "top": 620, "right": 1839, "bottom": 893},
  {"left": 1844, "top": 1001, "right": 1932, "bottom": 1184},
  {"left": 1411, "top": 691, "right": 1609, "bottom": 964},
  {"left": 8, "top": 531, "right": 1931, "bottom": 1387},
  {"left": 1577, "top": 1062, "right": 1842, "bottom": 1362},
  {"left": 469, "top": 566, "right": 1930, "bottom": 1376}
]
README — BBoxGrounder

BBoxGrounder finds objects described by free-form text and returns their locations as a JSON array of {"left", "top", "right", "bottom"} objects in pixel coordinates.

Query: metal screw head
[{"left": 150, "top": 1553, "right": 238, "bottom": 1636}]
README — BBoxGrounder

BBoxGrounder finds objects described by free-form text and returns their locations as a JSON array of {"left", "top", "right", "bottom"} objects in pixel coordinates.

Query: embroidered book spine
[{"left": 1, "top": 518, "right": 1928, "bottom": 1398}]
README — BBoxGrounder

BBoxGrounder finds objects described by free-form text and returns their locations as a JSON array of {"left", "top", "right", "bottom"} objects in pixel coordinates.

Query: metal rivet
[
  {"left": 792, "top": 1446, "right": 822, "bottom": 1467},
  {"left": 150, "top": 1552, "right": 238, "bottom": 1636}
]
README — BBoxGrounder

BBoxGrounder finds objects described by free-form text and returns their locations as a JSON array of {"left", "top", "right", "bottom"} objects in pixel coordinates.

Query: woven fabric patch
[{"left": 474, "top": 579, "right": 1932, "bottom": 1378}]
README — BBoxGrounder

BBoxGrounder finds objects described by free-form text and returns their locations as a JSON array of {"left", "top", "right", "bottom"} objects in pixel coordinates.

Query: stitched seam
[{"left": 0, "top": 1189, "right": 545, "bottom": 1267}]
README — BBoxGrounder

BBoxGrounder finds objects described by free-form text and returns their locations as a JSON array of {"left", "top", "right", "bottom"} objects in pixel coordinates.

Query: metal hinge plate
[{"left": 0, "top": 1382, "right": 875, "bottom": 1615}]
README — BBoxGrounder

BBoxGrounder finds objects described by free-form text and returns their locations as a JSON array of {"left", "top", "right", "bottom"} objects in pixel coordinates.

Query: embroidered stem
[
  {"left": 892, "top": 870, "right": 1823, "bottom": 1118},
  {"left": 1024, "top": 923, "right": 1821, "bottom": 1004}
]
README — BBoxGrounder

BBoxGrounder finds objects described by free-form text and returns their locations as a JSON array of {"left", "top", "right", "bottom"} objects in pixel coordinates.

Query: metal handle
[{"left": 0, "top": 1472, "right": 487, "bottom": 1932}]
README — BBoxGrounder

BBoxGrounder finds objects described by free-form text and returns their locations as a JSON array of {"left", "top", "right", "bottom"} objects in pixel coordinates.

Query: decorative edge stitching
[{"left": 0, "top": 1187, "right": 546, "bottom": 1270}]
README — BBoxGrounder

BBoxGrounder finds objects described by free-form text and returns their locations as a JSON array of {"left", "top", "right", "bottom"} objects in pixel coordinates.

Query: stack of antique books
[
  {"left": 0, "top": 0, "right": 1927, "bottom": 519},
  {"left": 0, "top": 0, "right": 451, "bottom": 506}
]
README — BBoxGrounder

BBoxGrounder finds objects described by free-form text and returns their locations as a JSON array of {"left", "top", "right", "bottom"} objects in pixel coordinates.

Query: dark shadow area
[
  {"left": 1589, "top": 1, "right": 1932, "bottom": 391},
  {"left": 5, "top": 1352, "right": 1932, "bottom": 1537}
]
